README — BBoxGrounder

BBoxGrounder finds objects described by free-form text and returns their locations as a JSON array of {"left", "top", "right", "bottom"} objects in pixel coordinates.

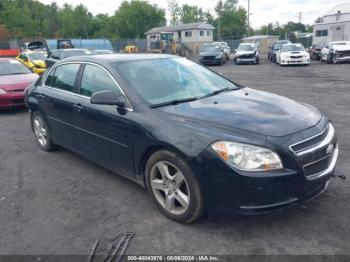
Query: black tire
[
  {"left": 327, "top": 54, "right": 332, "bottom": 64},
  {"left": 226, "top": 54, "right": 229, "bottom": 61},
  {"left": 145, "top": 150, "right": 204, "bottom": 223},
  {"left": 273, "top": 54, "right": 276, "bottom": 63},
  {"left": 31, "top": 111, "right": 56, "bottom": 152},
  {"left": 256, "top": 56, "right": 260, "bottom": 64},
  {"left": 234, "top": 58, "right": 238, "bottom": 65}
]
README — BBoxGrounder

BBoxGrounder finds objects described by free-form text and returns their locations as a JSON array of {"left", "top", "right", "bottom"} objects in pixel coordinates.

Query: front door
[
  {"left": 73, "top": 64, "right": 134, "bottom": 177},
  {"left": 39, "top": 63, "right": 82, "bottom": 151}
]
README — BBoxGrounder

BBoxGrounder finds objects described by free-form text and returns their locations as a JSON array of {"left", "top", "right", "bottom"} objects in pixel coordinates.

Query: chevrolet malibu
[
  {"left": 25, "top": 54, "right": 338, "bottom": 223},
  {"left": 0, "top": 58, "right": 38, "bottom": 109}
]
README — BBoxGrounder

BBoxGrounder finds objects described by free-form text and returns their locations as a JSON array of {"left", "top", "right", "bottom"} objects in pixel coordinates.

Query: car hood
[
  {"left": 0, "top": 73, "right": 38, "bottom": 91},
  {"left": 199, "top": 51, "right": 221, "bottom": 56},
  {"left": 32, "top": 59, "right": 46, "bottom": 67},
  {"left": 159, "top": 88, "right": 321, "bottom": 137},
  {"left": 333, "top": 45, "right": 350, "bottom": 51}
]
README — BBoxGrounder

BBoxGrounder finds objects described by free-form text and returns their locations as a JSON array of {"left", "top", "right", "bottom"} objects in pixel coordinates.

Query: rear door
[
  {"left": 73, "top": 63, "right": 134, "bottom": 177},
  {"left": 40, "top": 63, "right": 82, "bottom": 151}
]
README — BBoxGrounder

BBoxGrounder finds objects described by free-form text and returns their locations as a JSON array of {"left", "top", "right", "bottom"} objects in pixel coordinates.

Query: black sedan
[{"left": 26, "top": 54, "right": 338, "bottom": 223}]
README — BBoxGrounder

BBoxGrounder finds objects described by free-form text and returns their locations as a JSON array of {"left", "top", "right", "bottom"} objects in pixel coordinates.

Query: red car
[{"left": 0, "top": 58, "right": 38, "bottom": 109}]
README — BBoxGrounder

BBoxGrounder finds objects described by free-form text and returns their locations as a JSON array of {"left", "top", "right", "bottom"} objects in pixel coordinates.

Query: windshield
[
  {"left": 237, "top": 45, "right": 255, "bottom": 51},
  {"left": 0, "top": 60, "right": 31, "bottom": 76},
  {"left": 28, "top": 52, "right": 46, "bottom": 60},
  {"left": 200, "top": 45, "right": 220, "bottom": 52},
  {"left": 113, "top": 58, "right": 238, "bottom": 106},
  {"left": 282, "top": 45, "right": 305, "bottom": 52}
]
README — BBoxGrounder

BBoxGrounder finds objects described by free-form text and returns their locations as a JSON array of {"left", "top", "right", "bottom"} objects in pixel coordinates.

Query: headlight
[
  {"left": 211, "top": 141, "right": 283, "bottom": 171},
  {"left": 0, "top": 88, "right": 7, "bottom": 95}
]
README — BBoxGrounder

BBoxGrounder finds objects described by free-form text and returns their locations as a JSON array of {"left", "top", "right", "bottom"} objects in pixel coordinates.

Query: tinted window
[
  {"left": 80, "top": 64, "right": 122, "bottom": 97},
  {"left": 51, "top": 64, "right": 80, "bottom": 92},
  {"left": 45, "top": 68, "right": 56, "bottom": 86}
]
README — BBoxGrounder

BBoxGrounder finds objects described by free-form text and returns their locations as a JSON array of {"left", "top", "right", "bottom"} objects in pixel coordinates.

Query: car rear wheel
[
  {"left": 31, "top": 111, "right": 56, "bottom": 151},
  {"left": 145, "top": 150, "right": 204, "bottom": 223}
]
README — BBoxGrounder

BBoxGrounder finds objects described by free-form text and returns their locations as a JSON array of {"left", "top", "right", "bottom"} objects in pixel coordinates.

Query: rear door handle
[
  {"left": 73, "top": 103, "right": 83, "bottom": 112},
  {"left": 37, "top": 94, "right": 45, "bottom": 99}
]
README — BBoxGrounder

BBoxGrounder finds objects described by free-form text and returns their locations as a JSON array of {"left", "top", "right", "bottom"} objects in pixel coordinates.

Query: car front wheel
[{"left": 145, "top": 150, "right": 204, "bottom": 223}]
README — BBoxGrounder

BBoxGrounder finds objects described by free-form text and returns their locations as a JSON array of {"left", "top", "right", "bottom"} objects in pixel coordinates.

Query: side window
[
  {"left": 80, "top": 64, "right": 123, "bottom": 97},
  {"left": 45, "top": 68, "right": 56, "bottom": 87},
  {"left": 50, "top": 64, "right": 80, "bottom": 92}
]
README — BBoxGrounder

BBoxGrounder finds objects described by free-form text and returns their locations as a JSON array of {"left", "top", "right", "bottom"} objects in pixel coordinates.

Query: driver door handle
[{"left": 73, "top": 103, "right": 83, "bottom": 112}]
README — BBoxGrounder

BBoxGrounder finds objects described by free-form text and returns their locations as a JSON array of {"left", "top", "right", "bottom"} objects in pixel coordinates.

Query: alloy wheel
[
  {"left": 150, "top": 161, "right": 190, "bottom": 215},
  {"left": 33, "top": 115, "right": 48, "bottom": 147}
]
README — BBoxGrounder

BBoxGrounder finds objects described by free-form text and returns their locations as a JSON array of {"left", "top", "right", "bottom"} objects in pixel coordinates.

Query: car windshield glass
[
  {"left": 113, "top": 58, "right": 238, "bottom": 106},
  {"left": 0, "top": 60, "right": 31, "bottom": 76},
  {"left": 237, "top": 45, "right": 255, "bottom": 51},
  {"left": 63, "top": 50, "right": 92, "bottom": 58},
  {"left": 28, "top": 52, "right": 45, "bottom": 60},
  {"left": 282, "top": 45, "right": 305, "bottom": 52},
  {"left": 201, "top": 45, "right": 220, "bottom": 52}
]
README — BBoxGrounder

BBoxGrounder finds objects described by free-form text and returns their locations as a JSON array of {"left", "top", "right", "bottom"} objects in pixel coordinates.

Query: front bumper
[
  {"left": 199, "top": 58, "right": 222, "bottom": 65},
  {"left": 0, "top": 93, "right": 26, "bottom": 108},
  {"left": 335, "top": 55, "right": 350, "bottom": 63},
  {"left": 280, "top": 57, "right": 310, "bottom": 65},
  {"left": 236, "top": 57, "right": 256, "bottom": 63},
  {"left": 195, "top": 120, "right": 338, "bottom": 215}
]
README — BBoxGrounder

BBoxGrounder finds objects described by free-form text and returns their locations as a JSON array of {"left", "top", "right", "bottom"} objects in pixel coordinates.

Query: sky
[{"left": 38, "top": 0, "right": 350, "bottom": 29}]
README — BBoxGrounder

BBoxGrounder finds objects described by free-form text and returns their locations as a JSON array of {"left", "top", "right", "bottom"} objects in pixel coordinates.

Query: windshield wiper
[
  {"left": 200, "top": 87, "right": 237, "bottom": 99},
  {"left": 150, "top": 97, "right": 199, "bottom": 108}
]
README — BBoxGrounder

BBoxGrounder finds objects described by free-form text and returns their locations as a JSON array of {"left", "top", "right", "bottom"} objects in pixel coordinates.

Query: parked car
[
  {"left": 0, "top": 58, "right": 38, "bottom": 109},
  {"left": 199, "top": 44, "right": 226, "bottom": 65},
  {"left": 308, "top": 44, "right": 323, "bottom": 60},
  {"left": 21, "top": 41, "right": 48, "bottom": 57},
  {"left": 92, "top": 50, "right": 114, "bottom": 55},
  {"left": 16, "top": 51, "right": 47, "bottom": 74},
  {"left": 213, "top": 42, "right": 231, "bottom": 61},
  {"left": 321, "top": 41, "right": 350, "bottom": 64},
  {"left": 26, "top": 54, "right": 338, "bottom": 223},
  {"left": 124, "top": 45, "right": 138, "bottom": 53},
  {"left": 276, "top": 43, "right": 310, "bottom": 66},
  {"left": 233, "top": 43, "right": 259, "bottom": 65},
  {"left": 45, "top": 48, "right": 92, "bottom": 68},
  {"left": 268, "top": 40, "right": 291, "bottom": 62}
]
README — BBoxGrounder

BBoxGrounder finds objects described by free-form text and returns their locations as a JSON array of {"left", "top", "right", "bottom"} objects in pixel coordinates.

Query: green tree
[
  {"left": 180, "top": 4, "right": 204, "bottom": 24},
  {"left": 167, "top": 0, "right": 181, "bottom": 25},
  {"left": 111, "top": 0, "right": 166, "bottom": 38},
  {"left": 215, "top": 0, "right": 247, "bottom": 39}
]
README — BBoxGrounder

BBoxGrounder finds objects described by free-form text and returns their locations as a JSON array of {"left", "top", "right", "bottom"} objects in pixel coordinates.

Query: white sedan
[{"left": 276, "top": 44, "right": 310, "bottom": 66}]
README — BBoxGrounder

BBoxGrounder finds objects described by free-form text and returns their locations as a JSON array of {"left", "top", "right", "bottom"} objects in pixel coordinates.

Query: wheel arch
[{"left": 137, "top": 143, "right": 190, "bottom": 185}]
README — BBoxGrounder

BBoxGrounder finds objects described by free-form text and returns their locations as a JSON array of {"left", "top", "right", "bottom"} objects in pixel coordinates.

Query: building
[
  {"left": 243, "top": 35, "right": 279, "bottom": 54},
  {"left": 145, "top": 21, "right": 215, "bottom": 53},
  {"left": 313, "top": 3, "right": 350, "bottom": 45}
]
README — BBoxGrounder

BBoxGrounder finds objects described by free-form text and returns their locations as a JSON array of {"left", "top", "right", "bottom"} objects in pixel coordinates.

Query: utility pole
[
  {"left": 247, "top": 0, "right": 250, "bottom": 36},
  {"left": 297, "top": 12, "right": 303, "bottom": 23}
]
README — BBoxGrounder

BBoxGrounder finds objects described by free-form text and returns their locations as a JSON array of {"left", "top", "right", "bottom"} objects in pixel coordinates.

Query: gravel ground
[{"left": 0, "top": 57, "right": 349, "bottom": 258}]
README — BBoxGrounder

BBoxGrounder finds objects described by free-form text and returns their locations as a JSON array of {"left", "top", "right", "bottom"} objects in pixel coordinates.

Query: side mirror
[{"left": 91, "top": 90, "right": 128, "bottom": 108}]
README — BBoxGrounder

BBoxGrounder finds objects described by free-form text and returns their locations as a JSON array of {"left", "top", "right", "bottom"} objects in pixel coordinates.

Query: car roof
[
  {"left": 58, "top": 54, "right": 179, "bottom": 64},
  {"left": 239, "top": 43, "right": 255, "bottom": 45}
]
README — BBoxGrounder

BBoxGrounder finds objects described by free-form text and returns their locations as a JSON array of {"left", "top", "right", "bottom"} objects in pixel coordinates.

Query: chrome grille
[{"left": 290, "top": 123, "right": 338, "bottom": 180}]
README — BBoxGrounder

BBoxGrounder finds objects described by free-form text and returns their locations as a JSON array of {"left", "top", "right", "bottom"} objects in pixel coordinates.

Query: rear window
[{"left": 0, "top": 60, "right": 31, "bottom": 76}]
